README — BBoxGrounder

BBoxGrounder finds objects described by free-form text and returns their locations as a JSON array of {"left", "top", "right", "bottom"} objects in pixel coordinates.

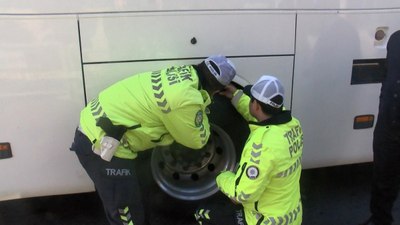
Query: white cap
[
  {"left": 204, "top": 55, "right": 236, "bottom": 86},
  {"left": 244, "top": 75, "right": 285, "bottom": 108}
]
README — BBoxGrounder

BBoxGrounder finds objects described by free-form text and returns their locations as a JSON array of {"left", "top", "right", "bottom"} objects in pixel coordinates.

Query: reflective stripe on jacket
[
  {"left": 80, "top": 65, "right": 211, "bottom": 159},
  {"left": 217, "top": 91, "right": 303, "bottom": 225}
]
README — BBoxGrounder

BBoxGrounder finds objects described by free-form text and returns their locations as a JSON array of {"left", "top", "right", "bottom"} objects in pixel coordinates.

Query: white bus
[{"left": 1, "top": 0, "right": 400, "bottom": 203}]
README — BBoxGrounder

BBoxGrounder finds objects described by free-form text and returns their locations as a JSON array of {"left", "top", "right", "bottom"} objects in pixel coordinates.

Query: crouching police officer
[
  {"left": 70, "top": 55, "right": 236, "bottom": 225},
  {"left": 195, "top": 75, "right": 303, "bottom": 225}
]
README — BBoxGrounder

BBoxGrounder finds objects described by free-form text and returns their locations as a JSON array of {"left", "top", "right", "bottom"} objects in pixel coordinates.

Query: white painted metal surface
[
  {"left": 0, "top": 16, "right": 93, "bottom": 200},
  {"left": 79, "top": 12, "right": 295, "bottom": 62},
  {"left": 0, "top": 0, "right": 399, "bottom": 14},
  {"left": 293, "top": 11, "right": 400, "bottom": 168},
  {"left": 0, "top": 1, "right": 400, "bottom": 201}
]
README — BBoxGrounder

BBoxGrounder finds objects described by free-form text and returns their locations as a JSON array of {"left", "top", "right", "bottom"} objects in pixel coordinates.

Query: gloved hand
[
  {"left": 218, "top": 84, "right": 238, "bottom": 100},
  {"left": 96, "top": 117, "right": 127, "bottom": 140},
  {"left": 170, "top": 142, "right": 204, "bottom": 164}
]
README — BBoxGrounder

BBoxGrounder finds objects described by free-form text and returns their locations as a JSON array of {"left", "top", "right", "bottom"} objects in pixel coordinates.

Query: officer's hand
[
  {"left": 218, "top": 84, "right": 237, "bottom": 100},
  {"left": 169, "top": 142, "right": 205, "bottom": 165}
]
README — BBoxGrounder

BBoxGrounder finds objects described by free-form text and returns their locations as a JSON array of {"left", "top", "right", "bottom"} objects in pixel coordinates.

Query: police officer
[
  {"left": 70, "top": 55, "right": 236, "bottom": 225},
  {"left": 359, "top": 31, "right": 400, "bottom": 225},
  {"left": 195, "top": 75, "right": 303, "bottom": 225}
]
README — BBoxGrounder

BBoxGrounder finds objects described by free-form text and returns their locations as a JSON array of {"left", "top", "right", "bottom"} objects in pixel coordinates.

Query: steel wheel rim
[{"left": 151, "top": 124, "right": 236, "bottom": 200}]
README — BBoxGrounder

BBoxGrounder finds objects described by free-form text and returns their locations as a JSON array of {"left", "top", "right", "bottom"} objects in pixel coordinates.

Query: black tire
[
  {"left": 136, "top": 94, "right": 249, "bottom": 225},
  {"left": 208, "top": 94, "right": 250, "bottom": 157}
]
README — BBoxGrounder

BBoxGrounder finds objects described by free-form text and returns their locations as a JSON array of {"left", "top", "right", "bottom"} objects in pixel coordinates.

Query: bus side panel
[
  {"left": 79, "top": 12, "right": 295, "bottom": 63},
  {"left": 293, "top": 11, "right": 400, "bottom": 169},
  {"left": 79, "top": 12, "right": 296, "bottom": 108},
  {"left": 0, "top": 16, "right": 93, "bottom": 201},
  {"left": 1, "top": 0, "right": 399, "bottom": 14}
]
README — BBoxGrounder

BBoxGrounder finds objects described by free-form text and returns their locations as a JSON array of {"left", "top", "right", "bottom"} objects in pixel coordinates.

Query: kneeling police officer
[{"left": 195, "top": 75, "right": 303, "bottom": 225}]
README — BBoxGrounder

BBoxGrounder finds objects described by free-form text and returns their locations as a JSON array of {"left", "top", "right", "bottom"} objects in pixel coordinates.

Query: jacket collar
[{"left": 249, "top": 110, "right": 292, "bottom": 126}]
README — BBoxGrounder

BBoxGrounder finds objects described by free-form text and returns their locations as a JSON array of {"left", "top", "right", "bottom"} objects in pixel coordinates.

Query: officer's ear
[
  {"left": 254, "top": 100, "right": 263, "bottom": 113},
  {"left": 252, "top": 98, "right": 268, "bottom": 116}
]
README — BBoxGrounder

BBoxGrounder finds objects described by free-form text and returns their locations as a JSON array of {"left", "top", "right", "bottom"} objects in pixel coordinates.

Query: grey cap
[
  {"left": 204, "top": 55, "right": 236, "bottom": 86},
  {"left": 244, "top": 75, "right": 285, "bottom": 108}
]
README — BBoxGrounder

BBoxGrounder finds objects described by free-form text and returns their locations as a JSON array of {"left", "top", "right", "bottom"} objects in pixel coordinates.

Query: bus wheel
[{"left": 151, "top": 123, "right": 236, "bottom": 200}]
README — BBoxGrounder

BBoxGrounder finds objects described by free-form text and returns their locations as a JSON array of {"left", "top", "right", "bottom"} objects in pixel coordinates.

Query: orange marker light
[
  {"left": 354, "top": 115, "right": 375, "bottom": 129},
  {"left": 0, "top": 142, "right": 12, "bottom": 159}
]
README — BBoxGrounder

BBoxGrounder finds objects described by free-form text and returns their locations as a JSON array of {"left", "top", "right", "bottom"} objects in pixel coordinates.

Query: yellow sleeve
[
  {"left": 231, "top": 90, "right": 257, "bottom": 122},
  {"left": 162, "top": 104, "right": 210, "bottom": 149},
  {"left": 217, "top": 139, "right": 274, "bottom": 203},
  {"left": 216, "top": 171, "right": 237, "bottom": 199}
]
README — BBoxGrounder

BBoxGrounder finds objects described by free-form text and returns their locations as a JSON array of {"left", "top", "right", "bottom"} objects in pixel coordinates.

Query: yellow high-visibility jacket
[
  {"left": 79, "top": 65, "right": 211, "bottom": 159},
  {"left": 217, "top": 91, "right": 303, "bottom": 225}
]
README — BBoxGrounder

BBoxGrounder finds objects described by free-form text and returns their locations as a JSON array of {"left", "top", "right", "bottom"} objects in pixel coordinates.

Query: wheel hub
[{"left": 151, "top": 124, "right": 236, "bottom": 200}]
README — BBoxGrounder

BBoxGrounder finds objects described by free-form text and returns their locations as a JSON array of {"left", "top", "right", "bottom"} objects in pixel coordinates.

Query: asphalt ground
[{"left": 1, "top": 162, "right": 400, "bottom": 225}]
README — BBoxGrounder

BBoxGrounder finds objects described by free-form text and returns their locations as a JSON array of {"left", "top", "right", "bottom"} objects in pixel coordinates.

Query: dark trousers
[
  {"left": 195, "top": 197, "right": 247, "bottom": 225},
  {"left": 370, "top": 120, "right": 400, "bottom": 225},
  {"left": 70, "top": 129, "right": 146, "bottom": 225}
]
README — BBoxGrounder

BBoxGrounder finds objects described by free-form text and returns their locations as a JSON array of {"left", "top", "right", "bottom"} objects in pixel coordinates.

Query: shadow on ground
[{"left": 1, "top": 162, "right": 400, "bottom": 225}]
